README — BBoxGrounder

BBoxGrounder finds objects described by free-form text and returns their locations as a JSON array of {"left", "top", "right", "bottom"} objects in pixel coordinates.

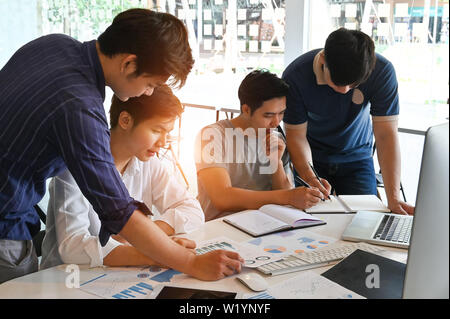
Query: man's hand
[
  {"left": 120, "top": 210, "right": 244, "bottom": 282},
  {"left": 188, "top": 250, "right": 244, "bottom": 281},
  {"left": 305, "top": 175, "right": 332, "bottom": 199},
  {"left": 287, "top": 186, "right": 324, "bottom": 209},
  {"left": 266, "top": 130, "right": 286, "bottom": 163},
  {"left": 389, "top": 200, "right": 415, "bottom": 215}
]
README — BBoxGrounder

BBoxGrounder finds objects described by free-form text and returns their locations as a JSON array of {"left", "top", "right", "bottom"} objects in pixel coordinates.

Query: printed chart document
[
  {"left": 305, "top": 195, "right": 390, "bottom": 214},
  {"left": 244, "top": 270, "right": 365, "bottom": 299},
  {"left": 79, "top": 266, "right": 190, "bottom": 299},
  {"left": 195, "top": 236, "right": 283, "bottom": 268},
  {"left": 223, "top": 204, "right": 326, "bottom": 237},
  {"left": 245, "top": 229, "right": 338, "bottom": 257}
]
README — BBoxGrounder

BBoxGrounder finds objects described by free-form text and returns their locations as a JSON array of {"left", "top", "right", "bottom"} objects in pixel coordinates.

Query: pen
[
  {"left": 294, "top": 175, "right": 311, "bottom": 188},
  {"left": 294, "top": 175, "right": 325, "bottom": 202},
  {"left": 308, "top": 162, "right": 331, "bottom": 200},
  {"left": 289, "top": 162, "right": 324, "bottom": 201}
]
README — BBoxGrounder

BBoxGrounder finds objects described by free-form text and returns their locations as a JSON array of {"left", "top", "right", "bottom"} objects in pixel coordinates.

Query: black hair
[
  {"left": 98, "top": 8, "right": 194, "bottom": 88},
  {"left": 238, "top": 69, "right": 289, "bottom": 113},
  {"left": 324, "top": 28, "right": 376, "bottom": 87},
  {"left": 109, "top": 85, "right": 183, "bottom": 129}
]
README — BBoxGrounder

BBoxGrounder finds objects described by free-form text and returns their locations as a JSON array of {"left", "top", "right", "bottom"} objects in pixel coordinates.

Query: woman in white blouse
[{"left": 41, "top": 85, "right": 204, "bottom": 269}]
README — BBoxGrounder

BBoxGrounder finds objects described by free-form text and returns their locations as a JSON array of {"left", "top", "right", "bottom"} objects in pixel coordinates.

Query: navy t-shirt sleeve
[
  {"left": 282, "top": 71, "right": 308, "bottom": 125},
  {"left": 50, "top": 101, "right": 138, "bottom": 246},
  {"left": 369, "top": 61, "right": 400, "bottom": 117}
]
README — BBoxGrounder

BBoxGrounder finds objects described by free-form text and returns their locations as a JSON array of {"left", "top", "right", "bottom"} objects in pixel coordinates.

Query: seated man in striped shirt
[
  {"left": 0, "top": 9, "right": 242, "bottom": 283},
  {"left": 41, "top": 85, "right": 205, "bottom": 269}
]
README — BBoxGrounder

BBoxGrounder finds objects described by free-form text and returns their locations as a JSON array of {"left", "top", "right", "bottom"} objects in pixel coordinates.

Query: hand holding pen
[
  {"left": 307, "top": 162, "right": 332, "bottom": 200},
  {"left": 289, "top": 162, "right": 324, "bottom": 207},
  {"left": 294, "top": 174, "right": 325, "bottom": 202}
]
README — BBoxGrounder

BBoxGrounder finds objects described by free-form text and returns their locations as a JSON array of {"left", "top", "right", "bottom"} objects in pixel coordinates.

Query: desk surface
[{"left": 0, "top": 213, "right": 408, "bottom": 299}]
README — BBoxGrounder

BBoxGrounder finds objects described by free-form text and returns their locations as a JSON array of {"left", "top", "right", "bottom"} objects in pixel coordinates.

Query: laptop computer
[
  {"left": 341, "top": 210, "right": 413, "bottom": 248},
  {"left": 342, "top": 123, "right": 448, "bottom": 250}
]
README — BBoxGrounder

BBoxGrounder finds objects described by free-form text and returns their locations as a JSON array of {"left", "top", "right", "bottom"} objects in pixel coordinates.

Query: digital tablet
[{"left": 149, "top": 284, "right": 242, "bottom": 299}]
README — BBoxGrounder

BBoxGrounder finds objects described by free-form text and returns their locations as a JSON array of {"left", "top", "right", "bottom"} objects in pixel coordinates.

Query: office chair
[
  {"left": 372, "top": 141, "right": 407, "bottom": 202},
  {"left": 32, "top": 204, "right": 46, "bottom": 257}
]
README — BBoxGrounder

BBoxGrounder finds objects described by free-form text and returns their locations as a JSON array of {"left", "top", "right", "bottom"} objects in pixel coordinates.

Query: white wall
[{"left": 0, "top": 0, "right": 39, "bottom": 68}]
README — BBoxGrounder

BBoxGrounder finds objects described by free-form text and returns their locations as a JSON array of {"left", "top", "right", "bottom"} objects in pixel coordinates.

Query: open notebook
[
  {"left": 223, "top": 204, "right": 326, "bottom": 237},
  {"left": 304, "top": 195, "right": 390, "bottom": 214}
]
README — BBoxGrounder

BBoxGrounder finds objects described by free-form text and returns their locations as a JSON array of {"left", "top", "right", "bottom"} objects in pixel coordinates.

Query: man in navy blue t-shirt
[
  {"left": 283, "top": 28, "right": 414, "bottom": 216},
  {"left": 0, "top": 9, "right": 243, "bottom": 283}
]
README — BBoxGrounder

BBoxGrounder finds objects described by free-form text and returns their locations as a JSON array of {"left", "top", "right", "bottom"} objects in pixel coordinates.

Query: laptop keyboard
[
  {"left": 373, "top": 215, "right": 413, "bottom": 243},
  {"left": 256, "top": 242, "right": 384, "bottom": 276}
]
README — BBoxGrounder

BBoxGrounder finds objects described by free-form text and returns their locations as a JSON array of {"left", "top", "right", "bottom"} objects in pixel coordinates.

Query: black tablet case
[{"left": 321, "top": 249, "right": 406, "bottom": 299}]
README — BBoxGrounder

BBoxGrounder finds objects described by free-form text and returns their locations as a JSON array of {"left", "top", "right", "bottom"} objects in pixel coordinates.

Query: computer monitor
[{"left": 403, "top": 122, "right": 449, "bottom": 298}]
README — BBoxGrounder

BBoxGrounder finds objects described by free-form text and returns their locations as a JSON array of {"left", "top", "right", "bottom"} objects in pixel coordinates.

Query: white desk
[{"left": 0, "top": 213, "right": 408, "bottom": 299}]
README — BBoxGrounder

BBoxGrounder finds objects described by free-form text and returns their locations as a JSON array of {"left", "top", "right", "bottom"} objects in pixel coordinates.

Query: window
[
  {"left": 147, "top": 0, "right": 287, "bottom": 113},
  {"left": 151, "top": 0, "right": 286, "bottom": 75},
  {"left": 0, "top": 0, "right": 147, "bottom": 68},
  {"left": 41, "top": 0, "right": 147, "bottom": 40}
]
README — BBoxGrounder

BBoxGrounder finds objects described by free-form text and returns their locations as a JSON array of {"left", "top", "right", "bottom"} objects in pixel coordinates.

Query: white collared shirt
[{"left": 40, "top": 156, "right": 204, "bottom": 269}]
